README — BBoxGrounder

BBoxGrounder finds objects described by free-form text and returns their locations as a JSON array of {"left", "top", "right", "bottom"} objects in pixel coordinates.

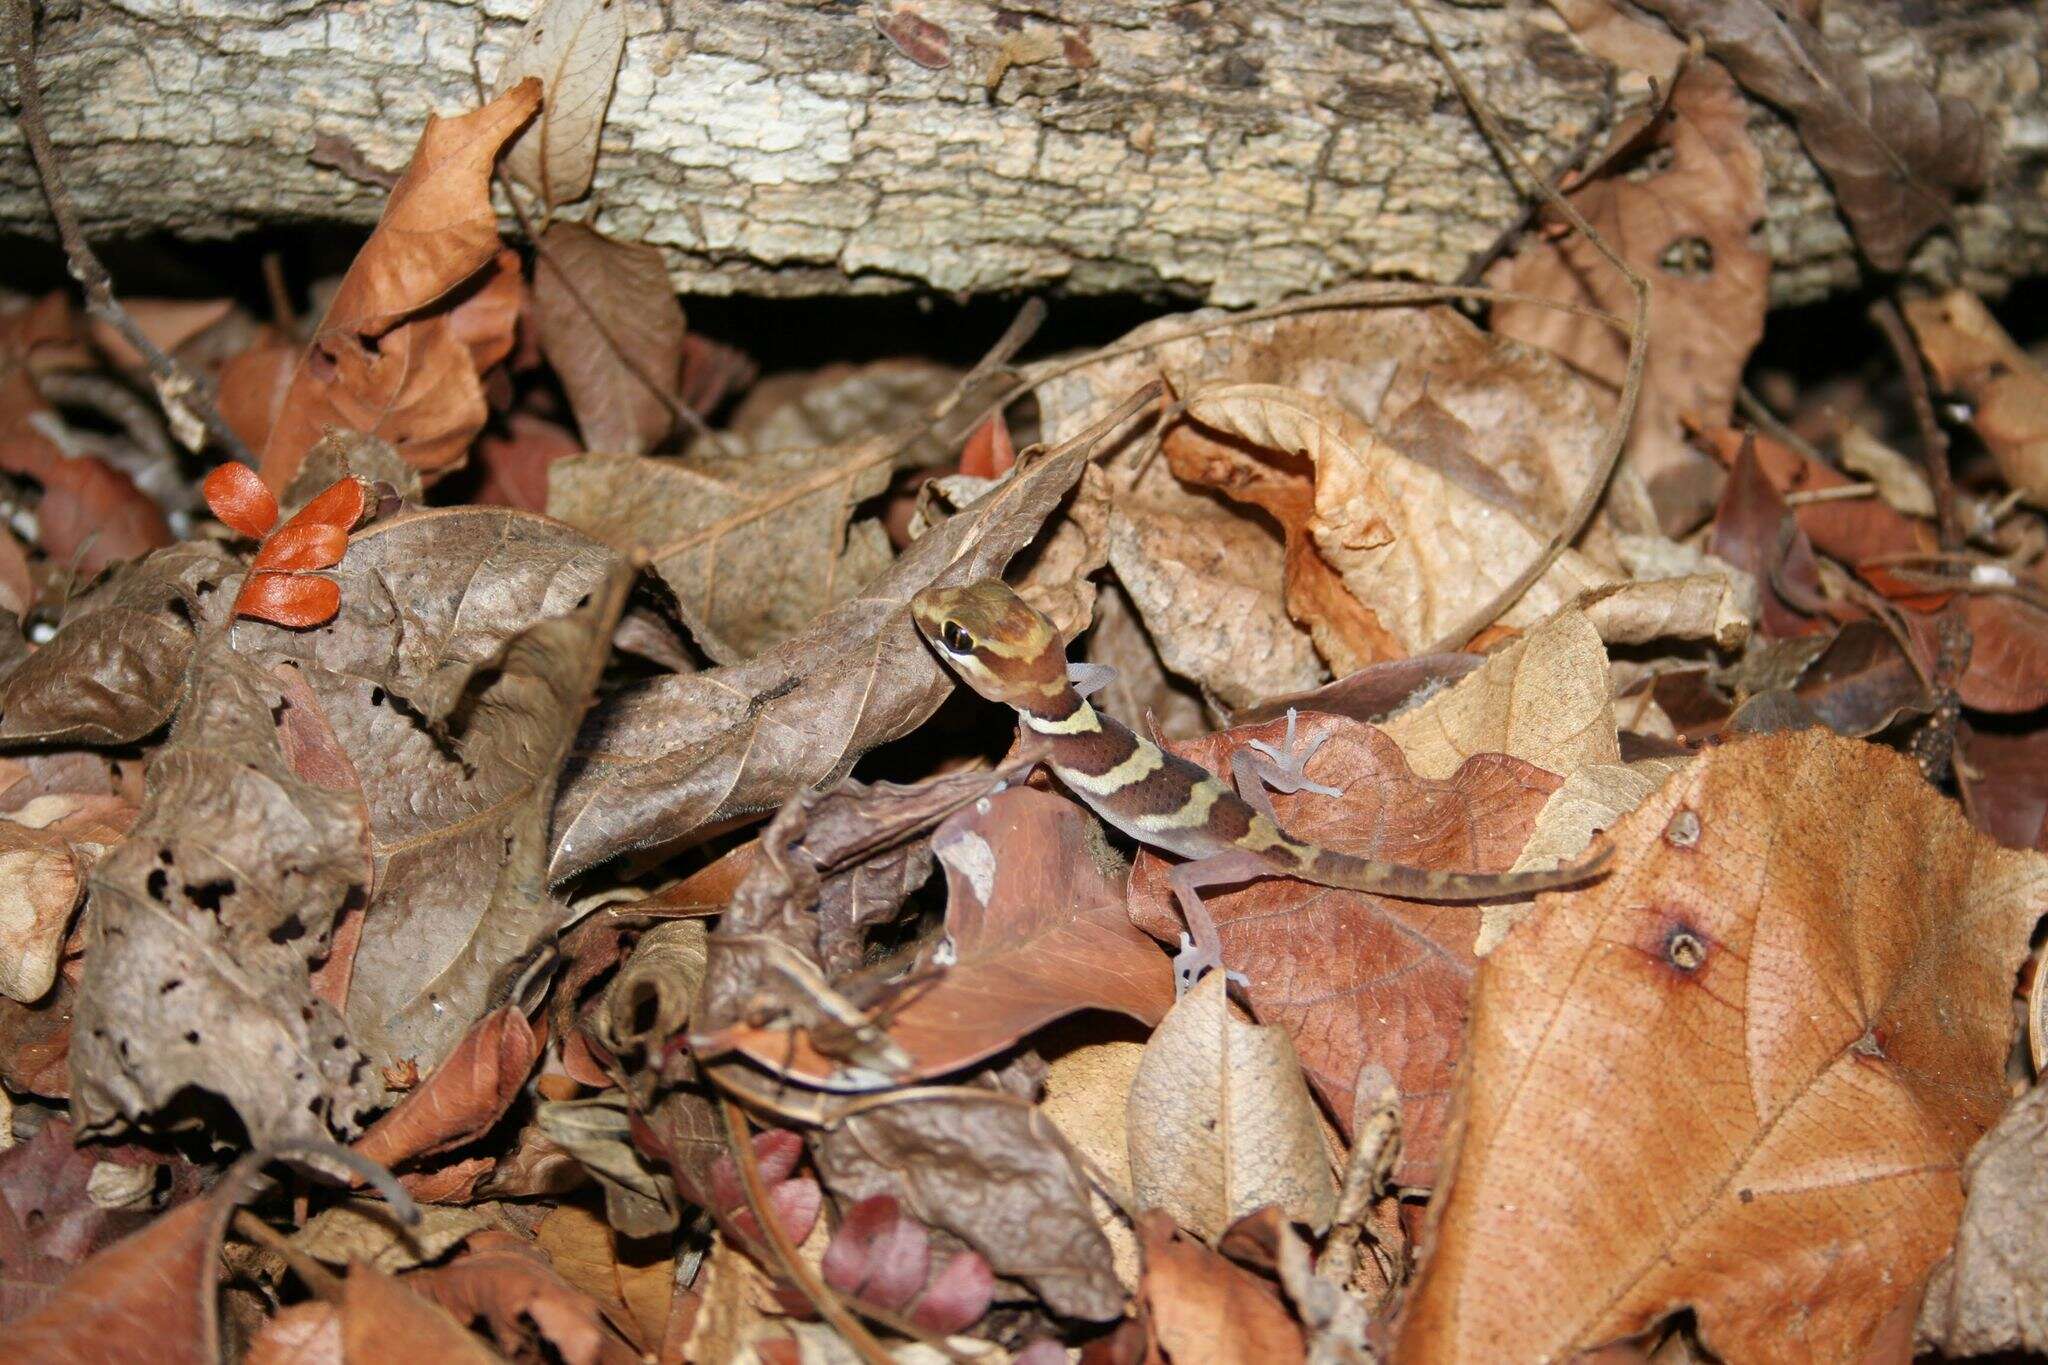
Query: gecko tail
[{"left": 1303, "top": 838, "right": 1611, "bottom": 903}]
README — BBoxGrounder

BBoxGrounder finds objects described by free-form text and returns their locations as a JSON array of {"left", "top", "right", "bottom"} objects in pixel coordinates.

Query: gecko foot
[
  {"left": 1246, "top": 707, "right": 1340, "bottom": 798},
  {"left": 1174, "top": 933, "right": 1250, "bottom": 997}
]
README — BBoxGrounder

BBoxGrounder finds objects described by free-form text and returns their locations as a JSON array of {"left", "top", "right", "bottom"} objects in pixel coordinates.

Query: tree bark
[{"left": 1, "top": 0, "right": 2042, "bottom": 307}]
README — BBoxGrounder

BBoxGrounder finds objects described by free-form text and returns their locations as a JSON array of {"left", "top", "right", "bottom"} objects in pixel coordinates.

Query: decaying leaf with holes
[
  {"left": 70, "top": 641, "right": 381, "bottom": 1147},
  {"left": 1396, "top": 730, "right": 2048, "bottom": 1363}
]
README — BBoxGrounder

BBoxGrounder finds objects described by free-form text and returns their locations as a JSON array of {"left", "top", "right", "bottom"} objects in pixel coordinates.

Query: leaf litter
[{"left": 1, "top": 1, "right": 2047, "bottom": 1362}]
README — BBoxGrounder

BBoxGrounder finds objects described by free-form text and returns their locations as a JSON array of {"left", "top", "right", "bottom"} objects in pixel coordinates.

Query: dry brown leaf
[
  {"left": 0, "top": 794, "right": 133, "bottom": 1003},
  {"left": 551, "top": 443, "right": 893, "bottom": 663},
  {"left": 727, "top": 358, "right": 957, "bottom": 454},
  {"left": 0, "top": 1118, "right": 176, "bottom": 1323},
  {"left": 245, "top": 1302, "right": 344, "bottom": 1365},
  {"left": 1396, "top": 730, "right": 2048, "bottom": 1362},
  {"left": 496, "top": 0, "right": 627, "bottom": 209},
  {"left": 1381, "top": 606, "right": 1618, "bottom": 782},
  {"left": 1128, "top": 971, "right": 1337, "bottom": 1242},
  {"left": 921, "top": 459, "right": 1111, "bottom": 639},
  {"left": 472, "top": 413, "right": 581, "bottom": 512},
  {"left": 1080, "top": 578, "right": 1212, "bottom": 742},
  {"left": 1635, "top": 0, "right": 1989, "bottom": 273},
  {"left": 535, "top": 1202, "right": 675, "bottom": 1352},
  {"left": 36, "top": 454, "right": 175, "bottom": 579},
  {"left": 1904, "top": 289, "right": 2048, "bottom": 508},
  {"left": 534, "top": 221, "right": 686, "bottom": 454},
  {"left": 343, "top": 1262, "right": 503, "bottom": 1364},
  {"left": 550, "top": 423, "right": 1101, "bottom": 880},
  {"left": 1106, "top": 443, "right": 1323, "bottom": 708},
  {"left": 259, "top": 82, "right": 539, "bottom": 488},
  {"left": 1040, "top": 1031, "right": 1146, "bottom": 1294},
  {"left": 1574, "top": 574, "right": 1751, "bottom": 651},
  {"left": 1958, "top": 595, "right": 2048, "bottom": 715},
  {"left": 1489, "top": 62, "right": 1766, "bottom": 528},
  {"left": 289, "top": 1199, "right": 497, "bottom": 1275},
  {"left": 1138, "top": 1210, "right": 1307, "bottom": 1365},
  {"left": 1127, "top": 715, "right": 1561, "bottom": 1185},
  {"left": 404, "top": 1228, "right": 640, "bottom": 1364},
  {"left": 813, "top": 1090, "right": 1124, "bottom": 1321}
]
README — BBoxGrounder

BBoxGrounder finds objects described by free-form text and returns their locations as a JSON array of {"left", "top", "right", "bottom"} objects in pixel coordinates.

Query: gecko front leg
[
  {"left": 1067, "top": 661, "right": 1116, "bottom": 700},
  {"left": 1230, "top": 707, "right": 1340, "bottom": 825}
]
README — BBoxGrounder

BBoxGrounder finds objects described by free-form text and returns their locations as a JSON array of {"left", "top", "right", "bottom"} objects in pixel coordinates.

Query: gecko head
[{"left": 911, "top": 580, "right": 1072, "bottom": 711}]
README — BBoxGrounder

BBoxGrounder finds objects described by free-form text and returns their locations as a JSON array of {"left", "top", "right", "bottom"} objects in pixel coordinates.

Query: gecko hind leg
[
  {"left": 1167, "top": 849, "right": 1269, "bottom": 996},
  {"left": 1231, "top": 707, "right": 1341, "bottom": 825}
]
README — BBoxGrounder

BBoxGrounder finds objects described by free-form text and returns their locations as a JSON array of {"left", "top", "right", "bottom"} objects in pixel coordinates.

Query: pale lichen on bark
[{"left": 0, "top": 0, "right": 2042, "bottom": 306}]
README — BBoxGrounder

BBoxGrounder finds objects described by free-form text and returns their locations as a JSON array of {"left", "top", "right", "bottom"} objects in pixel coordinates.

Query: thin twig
[
  {"left": 230, "top": 1209, "right": 344, "bottom": 1302},
  {"left": 1870, "top": 296, "right": 1963, "bottom": 551},
  {"left": 718, "top": 1098, "right": 897, "bottom": 1365},
  {"left": 1783, "top": 482, "right": 1876, "bottom": 506},
  {"left": 2, "top": 0, "right": 254, "bottom": 465},
  {"left": 1735, "top": 385, "right": 1833, "bottom": 472},
  {"left": 1454, "top": 68, "right": 1617, "bottom": 289},
  {"left": 1397, "top": 0, "right": 1649, "bottom": 653}
]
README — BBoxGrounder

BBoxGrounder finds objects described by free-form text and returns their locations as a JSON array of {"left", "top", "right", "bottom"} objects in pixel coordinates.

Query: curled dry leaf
[
  {"left": 1396, "top": 730, "right": 2048, "bottom": 1363},
  {"left": 0, "top": 794, "right": 134, "bottom": 1003},
  {"left": 259, "top": 82, "right": 540, "bottom": 488},
  {"left": 403, "top": 1228, "right": 642, "bottom": 1365},
  {"left": 1138, "top": 1210, "right": 1307, "bottom": 1365},
  {"left": 536, "top": 1093, "right": 682, "bottom": 1236},
  {"left": 535, "top": 221, "right": 687, "bottom": 455},
  {"left": 0, "top": 543, "right": 233, "bottom": 746},
  {"left": 352, "top": 1006, "right": 540, "bottom": 1179},
  {"left": 1128, "top": 715, "right": 1561, "bottom": 1185},
  {"left": 1107, "top": 443, "right": 1323, "bottom": 708},
  {"left": 1127, "top": 970, "right": 1337, "bottom": 1241},
  {"left": 551, "top": 443, "right": 894, "bottom": 663},
  {"left": 495, "top": 0, "right": 628, "bottom": 209},
  {"left": 1488, "top": 62, "right": 1766, "bottom": 528},
  {"left": 1381, "top": 605, "right": 1618, "bottom": 782},
  {"left": 1634, "top": 0, "right": 1989, "bottom": 273},
  {"left": 812, "top": 1090, "right": 1124, "bottom": 1321},
  {"left": 550, "top": 418, "right": 1103, "bottom": 880},
  {"left": 1903, "top": 289, "right": 2048, "bottom": 509},
  {"left": 1917, "top": 1081, "right": 2048, "bottom": 1356},
  {"left": 71, "top": 643, "right": 380, "bottom": 1147}
]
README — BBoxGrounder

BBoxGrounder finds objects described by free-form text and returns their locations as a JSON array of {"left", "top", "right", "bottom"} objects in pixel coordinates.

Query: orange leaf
[
  {"left": 252, "top": 522, "right": 348, "bottom": 573},
  {"left": 958, "top": 411, "right": 1016, "bottom": 479},
  {"left": 284, "top": 477, "right": 369, "bottom": 534},
  {"left": 1394, "top": 731, "right": 2048, "bottom": 1363},
  {"left": 202, "top": 462, "right": 280, "bottom": 538},
  {"left": 352, "top": 1007, "right": 539, "bottom": 1172},
  {"left": 234, "top": 571, "right": 341, "bottom": 628},
  {"left": 215, "top": 332, "right": 299, "bottom": 454}
]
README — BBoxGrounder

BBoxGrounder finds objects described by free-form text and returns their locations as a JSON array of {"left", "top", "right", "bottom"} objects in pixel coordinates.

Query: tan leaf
[
  {"left": 403, "top": 1228, "right": 640, "bottom": 1364},
  {"left": 1127, "top": 716, "right": 1561, "bottom": 1185},
  {"left": 1381, "top": 607, "right": 1617, "bottom": 781},
  {"left": 496, "top": 0, "right": 628, "bottom": 208},
  {"left": 550, "top": 443, "right": 894, "bottom": 663},
  {"left": 1903, "top": 290, "right": 2048, "bottom": 508},
  {"left": 1040, "top": 1033, "right": 1145, "bottom": 1294},
  {"left": 343, "top": 1263, "right": 502, "bottom": 1364},
  {"left": 1396, "top": 731, "right": 2048, "bottom": 1363},
  {"left": 728, "top": 358, "right": 958, "bottom": 454},
  {"left": 290, "top": 1200, "right": 497, "bottom": 1274},
  {"left": 1106, "top": 446, "right": 1323, "bottom": 708},
  {"left": 1489, "top": 62, "right": 1766, "bottom": 529},
  {"left": 534, "top": 221, "right": 685, "bottom": 454},
  {"left": 1574, "top": 573, "right": 1751, "bottom": 651},
  {"left": 1079, "top": 578, "right": 1212, "bottom": 742},
  {"left": 1181, "top": 382, "right": 1617, "bottom": 657},
  {"left": 1128, "top": 971, "right": 1337, "bottom": 1241}
]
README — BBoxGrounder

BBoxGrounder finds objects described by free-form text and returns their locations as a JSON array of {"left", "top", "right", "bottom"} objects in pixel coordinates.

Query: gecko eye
[{"left": 941, "top": 621, "right": 974, "bottom": 654}]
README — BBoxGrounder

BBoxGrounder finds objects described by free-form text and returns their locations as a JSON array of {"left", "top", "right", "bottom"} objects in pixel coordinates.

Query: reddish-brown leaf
[
  {"left": 203, "top": 461, "right": 281, "bottom": 538},
  {"left": 1127, "top": 715, "right": 1559, "bottom": 1186},
  {"left": 1138, "top": 1211, "right": 1306, "bottom": 1365},
  {"left": 402, "top": 1228, "right": 641, "bottom": 1364},
  {"left": 473, "top": 412, "right": 582, "bottom": 511},
  {"left": 352, "top": 1006, "right": 540, "bottom": 1175},
  {"left": 37, "top": 455, "right": 174, "bottom": 578},
  {"left": 234, "top": 571, "right": 342, "bottom": 628},
  {"left": 1706, "top": 433, "right": 1833, "bottom": 638},
  {"left": 342, "top": 1264, "right": 499, "bottom": 1363},
  {"left": 216, "top": 331, "right": 301, "bottom": 453},
  {"left": 285, "top": 476, "right": 370, "bottom": 534},
  {"left": 958, "top": 411, "right": 1016, "bottom": 479},
  {"left": 1958, "top": 595, "right": 2048, "bottom": 714}
]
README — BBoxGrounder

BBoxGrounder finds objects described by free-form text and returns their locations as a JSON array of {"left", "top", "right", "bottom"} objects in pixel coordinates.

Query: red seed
[
  {"left": 282, "top": 477, "right": 367, "bottom": 534},
  {"left": 202, "top": 462, "right": 279, "bottom": 539},
  {"left": 252, "top": 522, "right": 348, "bottom": 573},
  {"left": 234, "top": 571, "right": 340, "bottom": 628}
]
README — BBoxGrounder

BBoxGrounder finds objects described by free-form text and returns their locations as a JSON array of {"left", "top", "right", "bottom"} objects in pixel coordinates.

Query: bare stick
[
  {"left": 1870, "top": 296, "right": 1963, "bottom": 551},
  {"left": 2, "top": 0, "right": 254, "bottom": 466}
]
